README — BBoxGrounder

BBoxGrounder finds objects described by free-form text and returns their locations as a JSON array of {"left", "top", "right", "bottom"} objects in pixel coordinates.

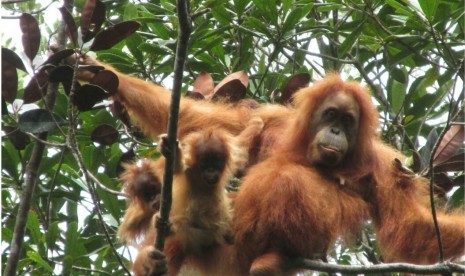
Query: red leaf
[
  {"left": 20, "top": 13, "right": 41, "bottom": 62},
  {"left": 23, "top": 69, "right": 49, "bottom": 104},
  {"left": 193, "top": 72, "right": 214, "bottom": 97},
  {"left": 433, "top": 124, "right": 464, "bottom": 166},
  {"left": 59, "top": 7, "right": 78, "bottom": 46},
  {"left": 2, "top": 48, "right": 26, "bottom": 72},
  {"left": 90, "top": 21, "right": 140, "bottom": 51},
  {"left": 211, "top": 79, "right": 246, "bottom": 103},
  {"left": 90, "top": 70, "right": 119, "bottom": 95},
  {"left": 281, "top": 73, "right": 310, "bottom": 104},
  {"left": 81, "top": 0, "right": 106, "bottom": 43},
  {"left": 214, "top": 71, "right": 248, "bottom": 94},
  {"left": 2, "top": 60, "right": 18, "bottom": 103}
]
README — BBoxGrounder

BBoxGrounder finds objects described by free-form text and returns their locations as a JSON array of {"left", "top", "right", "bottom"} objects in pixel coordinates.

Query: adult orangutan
[
  {"left": 232, "top": 79, "right": 465, "bottom": 274},
  {"left": 73, "top": 57, "right": 464, "bottom": 272}
]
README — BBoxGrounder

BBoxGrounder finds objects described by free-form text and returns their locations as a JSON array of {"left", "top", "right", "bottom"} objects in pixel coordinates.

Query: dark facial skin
[
  {"left": 133, "top": 171, "right": 162, "bottom": 210},
  {"left": 187, "top": 137, "right": 228, "bottom": 188},
  {"left": 308, "top": 92, "right": 360, "bottom": 167}
]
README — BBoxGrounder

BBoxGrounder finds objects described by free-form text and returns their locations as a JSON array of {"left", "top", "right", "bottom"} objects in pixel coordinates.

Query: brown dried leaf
[
  {"left": 3, "top": 126, "right": 31, "bottom": 150},
  {"left": 434, "top": 153, "right": 464, "bottom": 173},
  {"left": 81, "top": 0, "right": 106, "bottom": 43},
  {"left": 20, "top": 13, "right": 41, "bottom": 62},
  {"left": 49, "top": 65, "right": 74, "bottom": 95},
  {"left": 23, "top": 69, "right": 49, "bottom": 104},
  {"left": 2, "top": 48, "right": 26, "bottom": 72},
  {"left": 90, "top": 70, "right": 119, "bottom": 95},
  {"left": 110, "top": 101, "right": 131, "bottom": 126},
  {"left": 42, "top": 49, "right": 75, "bottom": 66},
  {"left": 212, "top": 79, "right": 246, "bottom": 103},
  {"left": 90, "top": 21, "right": 141, "bottom": 51},
  {"left": 80, "top": 0, "right": 96, "bottom": 42},
  {"left": 193, "top": 72, "right": 214, "bottom": 97},
  {"left": 2, "top": 60, "right": 18, "bottom": 103},
  {"left": 433, "top": 124, "right": 464, "bottom": 165},
  {"left": 214, "top": 71, "right": 248, "bottom": 93},
  {"left": 185, "top": 91, "right": 205, "bottom": 100},
  {"left": 2, "top": 98, "right": 7, "bottom": 115},
  {"left": 433, "top": 173, "right": 454, "bottom": 194},
  {"left": 59, "top": 7, "right": 78, "bottom": 46},
  {"left": 73, "top": 84, "right": 109, "bottom": 111},
  {"left": 91, "top": 124, "right": 119, "bottom": 146},
  {"left": 116, "top": 149, "right": 136, "bottom": 175},
  {"left": 281, "top": 73, "right": 310, "bottom": 104}
]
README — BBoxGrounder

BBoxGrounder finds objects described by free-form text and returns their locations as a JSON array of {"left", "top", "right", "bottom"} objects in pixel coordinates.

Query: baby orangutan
[{"left": 119, "top": 118, "right": 264, "bottom": 276}]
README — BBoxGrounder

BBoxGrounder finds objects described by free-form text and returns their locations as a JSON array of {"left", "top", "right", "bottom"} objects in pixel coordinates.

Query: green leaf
[
  {"left": 126, "top": 33, "right": 144, "bottom": 64},
  {"left": 338, "top": 20, "right": 365, "bottom": 57},
  {"left": 211, "top": 5, "right": 232, "bottom": 25},
  {"left": 45, "top": 222, "right": 60, "bottom": 250},
  {"left": 282, "top": 4, "right": 313, "bottom": 37},
  {"left": 252, "top": 0, "right": 278, "bottom": 25},
  {"left": 385, "top": 0, "right": 414, "bottom": 16},
  {"left": 65, "top": 222, "right": 79, "bottom": 258},
  {"left": 448, "top": 186, "right": 464, "bottom": 208},
  {"left": 27, "top": 251, "right": 53, "bottom": 272},
  {"left": 420, "top": 128, "right": 439, "bottom": 170},
  {"left": 244, "top": 17, "right": 272, "bottom": 37},
  {"left": 387, "top": 72, "right": 407, "bottom": 114},
  {"left": 26, "top": 211, "right": 42, "bottom": 244},
  {"left": 418, "top": 0, "right": 438, "bottom": 20},
  {"left": 123, "top": 3, "right": 139, "bottom": 20},
  {"left": 233, "top": 0, "right": 249, "bottom": 16}
]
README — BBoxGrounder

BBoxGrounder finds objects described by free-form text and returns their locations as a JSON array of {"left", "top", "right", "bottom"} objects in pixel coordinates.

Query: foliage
[{"left": 1, "top": 0, "right": 464, "bottom": 275}]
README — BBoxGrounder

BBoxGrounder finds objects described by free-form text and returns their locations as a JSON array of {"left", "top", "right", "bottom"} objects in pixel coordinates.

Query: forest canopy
[{"left": 1, "top": 0, "right": 464, "bottom": 275}]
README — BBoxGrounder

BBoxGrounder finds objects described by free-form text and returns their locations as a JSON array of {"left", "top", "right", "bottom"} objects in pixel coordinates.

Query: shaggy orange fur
[{"left": 78, "top": 58, "right": 464, "bottom": 272}]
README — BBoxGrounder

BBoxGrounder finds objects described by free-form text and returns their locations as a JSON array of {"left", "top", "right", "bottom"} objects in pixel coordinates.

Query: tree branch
[
  {"left": 287, "top": 259, "right": 465, "bottom": 274},
  {"left": 155, "top": 0, "right": 192, "bottom": 250}
]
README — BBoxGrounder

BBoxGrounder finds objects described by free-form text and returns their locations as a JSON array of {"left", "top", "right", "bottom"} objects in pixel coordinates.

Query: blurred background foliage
[{"left": 1, "top": 0, "right": 464, "bottom": 275}]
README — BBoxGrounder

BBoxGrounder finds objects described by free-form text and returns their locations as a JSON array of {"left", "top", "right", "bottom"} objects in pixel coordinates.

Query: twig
[
  {"left": 287, "top": 259, "right": 465, "bottom": 274},
  {"left": 155, "top": 0, "right": 192, "bottom": 250},
  {"left": 66, "top": 48, "right": 131, "bottom": 274},
  {"left": 1, "top": 1, "right": 55, "bottom": 19}
]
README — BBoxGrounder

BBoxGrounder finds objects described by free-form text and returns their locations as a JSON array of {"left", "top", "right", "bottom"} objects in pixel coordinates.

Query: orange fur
[
  {"left": 83, "top": 57, "right": 464, "bottom": 271},
  {"left": 129, "top": 119, "right": 263, "bottom": 275},
  {"left": 371, "top": 144, "right": 465, "bottom": 264},
  {"left": 118, "top": 159, "right": 164, "bottom": 244}
]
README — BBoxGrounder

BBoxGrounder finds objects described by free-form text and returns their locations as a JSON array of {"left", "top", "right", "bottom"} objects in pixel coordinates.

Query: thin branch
[
  {"left": 1, "top": 1, "right": 55, "bottom": 19},
  {"left": 287, "top": 259, "right": 465, "bottom": 274},
  {"left": 86, "top": 170, "right": 126, "bottom": 197},
  {"left": 191, "top": 8, "right": 210, "bottom": 19},
  {"left": 27, "top": 133, "right": 67, "bottom": 147},
  {"left": 426, "top": 110, "right": 462, "bottom": 263},
  {"left": 67, "top": 50, "right": 131, "bottom": 274},
  {"left": 155, "top": 0, "right": 192, "bottom": 250}
]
